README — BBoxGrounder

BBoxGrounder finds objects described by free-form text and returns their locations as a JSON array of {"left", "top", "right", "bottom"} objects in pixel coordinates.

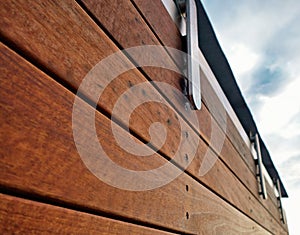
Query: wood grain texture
[
  {"left": 0, "top": 0, "right": 285, "bottom": 233},
  {"left": 132, "top": 0, "right": 256, "bottom": 177},
  {"left": 132, "top": 1, "right": 282, "bottom": 214},
  {"left": 131, "top": 0, "right": 182, "bottom": 50},
  {"left": 0, "top": 0, "right": 256, "bottom": 204},
  {"left": 0, "top": 194, "right": 177, "bottom": 235},
  {"left": 80, "top": 0, "right": 284, "bottom": 230},
  {"left": 132, "top": 0, "right": 284, "bottom": 228},
  {"left": 81, "top": 0, "right": 253, "bottom": 187},
  {"left": 0, "top": 43, "right": 274, "bottom": 235}
]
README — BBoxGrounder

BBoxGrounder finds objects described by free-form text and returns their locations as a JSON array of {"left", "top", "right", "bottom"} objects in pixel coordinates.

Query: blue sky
[{"left": 202, "top": 1, "right": 300, "bottom": 234}]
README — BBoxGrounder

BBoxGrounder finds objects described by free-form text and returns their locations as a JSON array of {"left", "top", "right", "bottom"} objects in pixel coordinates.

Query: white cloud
[
  {"left": 258, "top": 78, "right": 300, "bottom": 136},
  {"left": 224, "top": 43, "right": 260, "bottom": 91},
  {"left": 282, "top": 187, "right": 300, "bottom": 234},
  {"left": 226, "top": 44, "right": 259, "bottom": 76}
]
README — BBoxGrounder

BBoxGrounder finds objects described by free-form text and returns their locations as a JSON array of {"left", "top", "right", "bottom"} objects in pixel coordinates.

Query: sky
[{"left": 201, "top": 1, "right": 300, "bottom": 234}]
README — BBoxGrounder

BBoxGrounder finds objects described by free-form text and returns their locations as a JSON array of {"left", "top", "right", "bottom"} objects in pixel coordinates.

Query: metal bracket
[
  {"left": 250, "top": 133, "right": 268, "bottom": 199},
  {"left": 274, "top": 178, "right": 286, "bottom": 224},
  {"left": 162, "top": 0, "right": 201, "bottom": 110}
]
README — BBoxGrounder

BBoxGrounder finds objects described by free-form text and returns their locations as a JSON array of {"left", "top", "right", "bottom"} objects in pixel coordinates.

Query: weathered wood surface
[
  {"left": 0, "top": 43, "right": 274, "bottom": 235},
  {"left": 0, "top": 0, "right": 285, "bottom": 233},
  {"left": 0, "top": 193, "right": 177, "bottom": 235}
]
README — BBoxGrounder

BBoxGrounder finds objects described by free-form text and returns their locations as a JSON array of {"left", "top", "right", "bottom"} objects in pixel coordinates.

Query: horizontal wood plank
[
  {"left": 132, "top": 0, "right": 281, "bottom": 212},
  {"left": 0, "top": 193, "right": 176, "bottom": 235},
  {"left": 0, "top": 43, "right": 274, "bottom": 235},
  {"left": 132, "top": 0, "right": 256, "bottom": 178},
  {"left": 80, "top": 0, "right": 284, "bottom": 230},
  {"left": 131, "top": 0, "right": 182, "bottom": 49},
  {"left": 131, "top": 0, "right": 284, "bottom": 228},
  {"left": 0, "top": 0, "right": 284, "bottom": 232}
]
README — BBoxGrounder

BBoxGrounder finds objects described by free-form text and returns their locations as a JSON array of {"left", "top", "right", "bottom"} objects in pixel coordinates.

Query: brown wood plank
[
  {"left": 132, "top": 0, "right": 256, "bottom": 178},
  {"left": 0, "top": 43, "right": 276, "bottom": 235},
  {"left": 199, "top": 51, "right": 281, "bottom": 219},
  {"left": 131, "top": 0, "right": 182, "bottom": 50},
  {"left": 79, "top": 0, "right": 283, "bottom": 229},
  {"left": 130, "top": 0, "right": 256, "bottom": 181},
  {"left": 0, "top": 0, "right": 259, "bottom": 209},
  {"left": 0, "top": 194, "right": 176, "bottom": 235},
  {"left": 200, "top": 66, "right": 280, "bottom": 214},
  {"left": 0, "top": 0, "right": 284, "bottom": 232},
  {"left": 81, "top": 0, "right": 255, "bottom": 189},
  {"left": 132, "top": 1, "right": 282, "bottom": 215},
  {"left": 130, "top": 0, "right": 284, "bottom": 228}
]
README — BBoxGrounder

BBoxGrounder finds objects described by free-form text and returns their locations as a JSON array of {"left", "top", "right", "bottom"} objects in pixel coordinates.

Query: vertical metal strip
[
  {"left": 186, "top": 0, "right": 201, "bottom": 110},
  {"left": 253, "top": 133, "right": 268, "bottom": 199}
]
